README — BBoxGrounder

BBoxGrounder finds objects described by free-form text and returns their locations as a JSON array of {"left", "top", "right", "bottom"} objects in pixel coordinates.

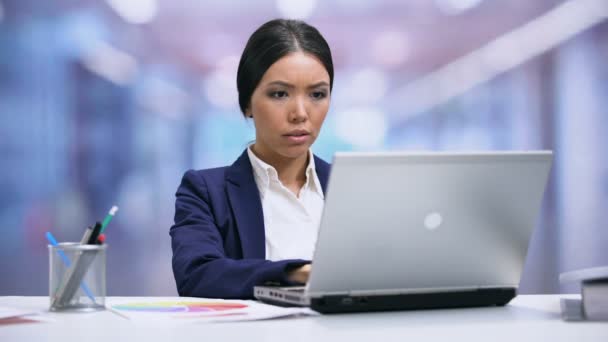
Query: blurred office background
[{"left": 0, "top": 0, "right": 606, "bottom": 295}]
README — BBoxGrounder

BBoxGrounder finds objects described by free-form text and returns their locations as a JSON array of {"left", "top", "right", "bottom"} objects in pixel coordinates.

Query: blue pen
[{"left": 46, "top": 232, "right": 96, "bottom": 303}]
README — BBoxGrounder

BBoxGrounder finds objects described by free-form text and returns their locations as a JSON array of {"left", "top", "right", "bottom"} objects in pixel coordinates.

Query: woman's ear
[{"left": 246, "top": 109, "right": 253, "bottom": 118}]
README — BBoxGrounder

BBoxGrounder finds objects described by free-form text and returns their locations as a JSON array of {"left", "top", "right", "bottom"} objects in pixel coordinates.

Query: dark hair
[{"left": 236, "top": 19, "right": 334, "bottom": 116}]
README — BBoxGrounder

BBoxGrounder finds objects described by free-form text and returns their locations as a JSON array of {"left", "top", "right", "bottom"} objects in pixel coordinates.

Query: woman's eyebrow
[
  {"left": 308, "top": 81, "right": 330, "bottom": 89},
  {"left": 266, "top": 80, "right": 330, "bottom": 89},
  {"left": 267, "top": 81, "right": 294, "bottom": 89}
]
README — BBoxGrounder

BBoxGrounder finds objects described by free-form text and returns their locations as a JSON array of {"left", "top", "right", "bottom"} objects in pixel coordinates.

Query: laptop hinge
[{"left": 310, "top": 286, "right": 517, "bottom": 298}]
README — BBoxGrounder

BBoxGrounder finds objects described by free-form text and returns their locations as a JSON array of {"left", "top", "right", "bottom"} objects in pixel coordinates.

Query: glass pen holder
[{"left": 48, "top": 243, "right": 107, "bottom": 312}]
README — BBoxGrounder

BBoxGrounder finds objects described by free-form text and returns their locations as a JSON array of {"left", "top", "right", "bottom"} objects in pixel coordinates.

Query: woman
[{"left": 170, "top": 19, "right": 334, "bottom": 299}]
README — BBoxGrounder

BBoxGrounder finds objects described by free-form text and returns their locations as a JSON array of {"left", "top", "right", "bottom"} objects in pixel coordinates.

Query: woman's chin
[{"left": 278, "top": 144, "right": 311, "bottom": 159}]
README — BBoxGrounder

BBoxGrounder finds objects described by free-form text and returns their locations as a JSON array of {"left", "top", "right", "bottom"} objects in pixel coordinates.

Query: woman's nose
[{"left": 288, "top": 97, "right": 308, "bottom": 123}]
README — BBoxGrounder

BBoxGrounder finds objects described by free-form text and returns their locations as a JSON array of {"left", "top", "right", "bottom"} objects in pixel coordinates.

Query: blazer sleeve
[{"left": 170, "top": 170, "right": 309, "bottom": 299}]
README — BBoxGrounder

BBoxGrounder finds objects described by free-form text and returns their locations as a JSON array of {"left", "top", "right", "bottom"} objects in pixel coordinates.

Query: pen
[
  {"left": 45, "top": 232, "right": 96, "bottom": 303},
  {"left": 46, "top": 232, "right": 71, "bottom": 266},
  {"left": 100, "top": 206, "right": 118, "bottom": 234},
  {"left": 79, "top": 225, "right": 94, "bottom": 245}
]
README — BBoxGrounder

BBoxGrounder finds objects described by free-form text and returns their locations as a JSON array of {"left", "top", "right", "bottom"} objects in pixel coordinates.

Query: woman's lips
[{"left": 283, "top": 132, "right": 310, "bottom": 144}]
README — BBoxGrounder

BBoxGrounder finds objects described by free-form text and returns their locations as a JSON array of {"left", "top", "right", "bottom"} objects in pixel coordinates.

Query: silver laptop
[{"left": 255, "top": 151, "right": 553, "bottom": 313}]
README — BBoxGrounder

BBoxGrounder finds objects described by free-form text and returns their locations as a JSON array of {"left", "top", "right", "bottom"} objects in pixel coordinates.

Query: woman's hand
[{"left": 287, "top": 264, "right": 311, "bottom": 284}]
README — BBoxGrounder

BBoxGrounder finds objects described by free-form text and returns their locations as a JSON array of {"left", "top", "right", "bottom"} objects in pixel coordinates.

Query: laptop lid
[{"left": 306, "top": 151, "right": 553, "bottom": 297}]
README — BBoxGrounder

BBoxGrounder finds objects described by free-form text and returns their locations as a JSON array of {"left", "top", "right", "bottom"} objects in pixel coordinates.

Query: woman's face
[{"left": 247, "top": 52, "right": 330, "bottom": 161}]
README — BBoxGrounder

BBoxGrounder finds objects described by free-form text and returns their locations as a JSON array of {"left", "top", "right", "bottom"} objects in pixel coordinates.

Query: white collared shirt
[{"left": 247, "top": 147, "right": 325, "bottom": 261}]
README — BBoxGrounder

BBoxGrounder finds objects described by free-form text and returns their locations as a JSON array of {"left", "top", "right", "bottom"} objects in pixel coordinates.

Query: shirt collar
[
  {"left": 304, "top": 150, "right": 324, "bottom": 199},
  {"left": 247, "top": 146, "right": 324, "bottom": 199},
  {"left": 247, "top": 146, "right": 274, "bottom": 196}
]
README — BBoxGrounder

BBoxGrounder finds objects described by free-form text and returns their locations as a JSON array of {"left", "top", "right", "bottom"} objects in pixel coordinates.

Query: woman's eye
[
  {"left": 269, "top": 91, "right": 288, "bottom": 98},
  {"left": 311, "top": 91, "right": 327, "bottom": 99}
]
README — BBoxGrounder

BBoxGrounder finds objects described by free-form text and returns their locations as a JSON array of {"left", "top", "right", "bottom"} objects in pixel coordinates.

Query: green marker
[{"left": 100, "top": 205, "right": 118, "bottom": 233}]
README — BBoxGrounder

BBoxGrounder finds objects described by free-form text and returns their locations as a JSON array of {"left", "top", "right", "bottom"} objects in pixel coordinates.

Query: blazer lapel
[
  {"left": 313, "top": 154, "right": 331, "bottom": 194},
  {"left": 225, "top": 150, "right": 266, "bottom": 259}
]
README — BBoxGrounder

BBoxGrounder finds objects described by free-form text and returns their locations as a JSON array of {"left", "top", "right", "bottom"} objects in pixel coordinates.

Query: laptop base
[{"left": 309, "top": 287, "right": 516, "bottom": 314}]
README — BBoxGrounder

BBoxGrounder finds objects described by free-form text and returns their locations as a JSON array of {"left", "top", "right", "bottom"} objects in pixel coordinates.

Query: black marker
[{"left": 86, "top": 222, "right": 102, "bottom": 245}]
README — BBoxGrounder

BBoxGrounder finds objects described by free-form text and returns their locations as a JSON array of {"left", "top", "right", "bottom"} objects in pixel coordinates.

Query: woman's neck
[{"left": 251, "top": 144, "right": 309, "bottom": 193}]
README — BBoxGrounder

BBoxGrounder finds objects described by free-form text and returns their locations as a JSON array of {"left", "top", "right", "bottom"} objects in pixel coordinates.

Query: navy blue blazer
[{"left": 170, "top": 149, "right": 331, "bottom": 299}]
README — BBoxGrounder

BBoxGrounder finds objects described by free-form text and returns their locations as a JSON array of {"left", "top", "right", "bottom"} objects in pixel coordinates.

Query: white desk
[{"left": 1, "top": 295, "right": 606, "bottom": 341}]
